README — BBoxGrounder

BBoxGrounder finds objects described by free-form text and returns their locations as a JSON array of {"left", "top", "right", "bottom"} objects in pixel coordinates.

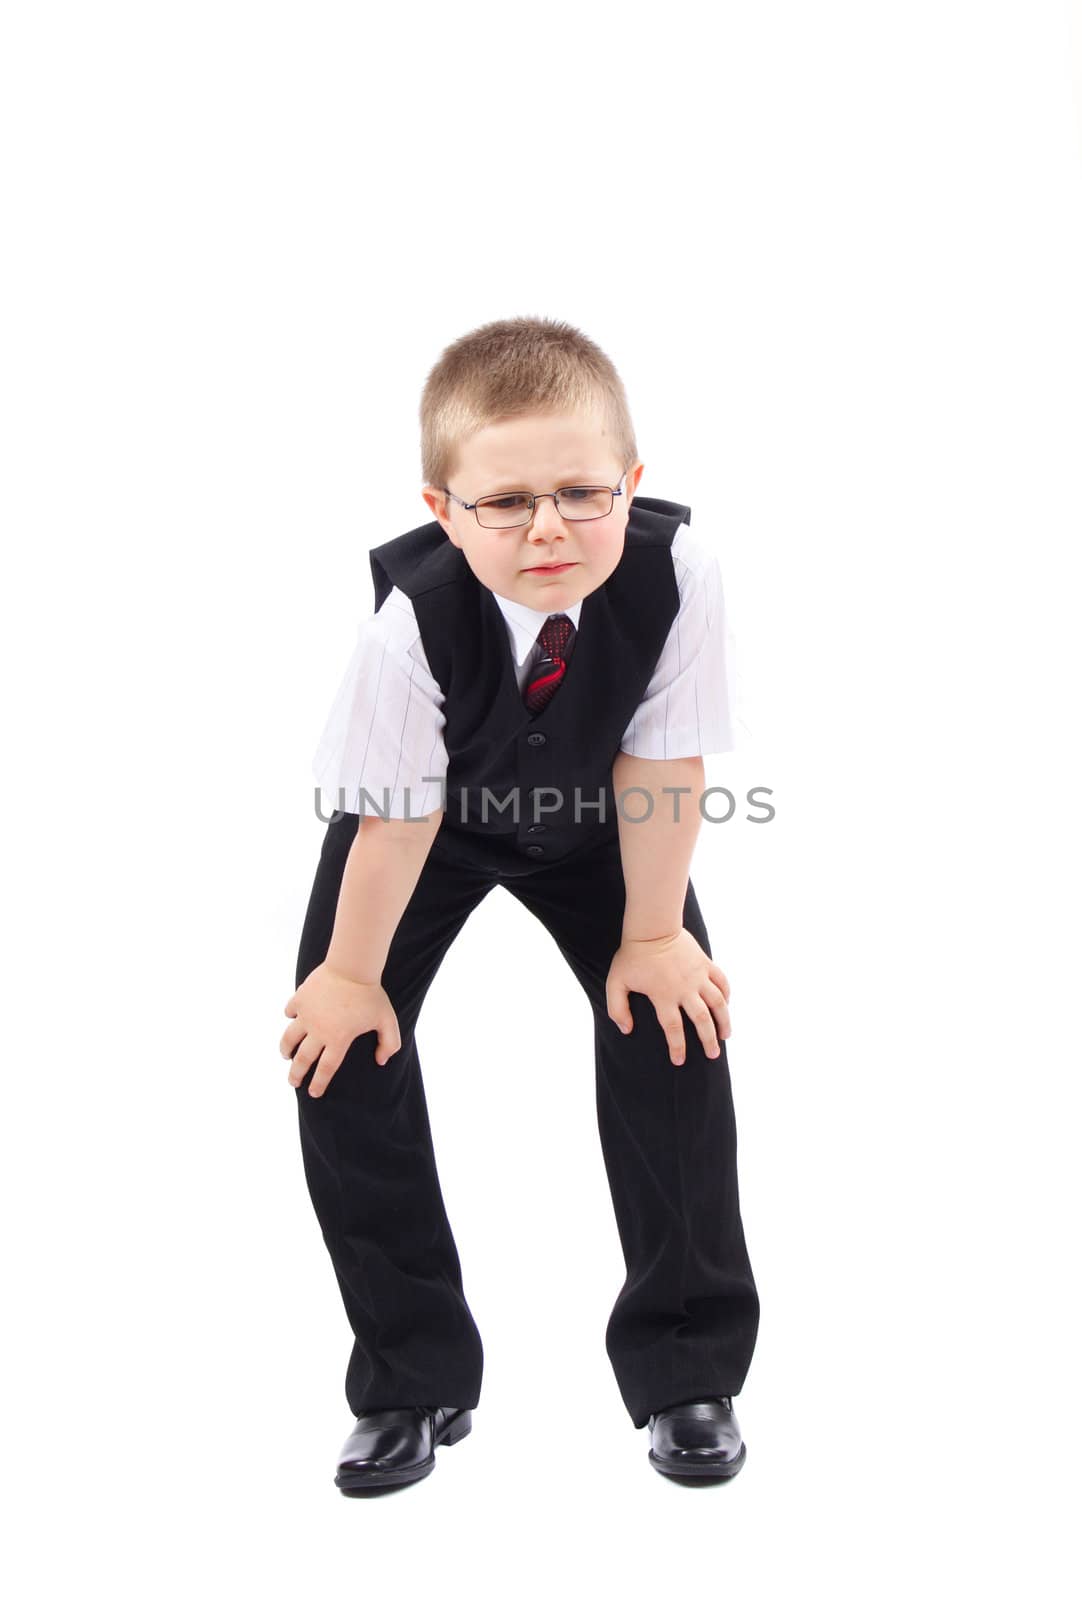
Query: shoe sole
[
  {"left": 648, "top": 1440, "right": 747, "bottom": 1480},
  {"left": 335, "top": 1408, "right": 473, "bottom": 1492}
]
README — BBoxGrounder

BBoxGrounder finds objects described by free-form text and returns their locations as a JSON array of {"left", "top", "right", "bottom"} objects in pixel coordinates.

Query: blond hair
[{"left": 420, "top": 315, "right": 638, "bottom": 491}]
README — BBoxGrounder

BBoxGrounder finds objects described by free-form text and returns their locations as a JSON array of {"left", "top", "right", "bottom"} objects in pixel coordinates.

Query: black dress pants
[{"left": 293, "top": 814, "right": 760, "bottom": 1431}]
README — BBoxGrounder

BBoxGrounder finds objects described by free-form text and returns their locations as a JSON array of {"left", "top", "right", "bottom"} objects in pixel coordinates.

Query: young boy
[{"left": 281, "top": 316, "right": 760, "bottom": 1491}]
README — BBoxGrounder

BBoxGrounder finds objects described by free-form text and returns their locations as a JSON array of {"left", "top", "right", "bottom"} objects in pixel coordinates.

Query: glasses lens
[
  {"left": 474, "top": 493, "right": 533, "bottom": 528},
  {"left": 556, "top": 487, "right": 613, "bottom": 520}
]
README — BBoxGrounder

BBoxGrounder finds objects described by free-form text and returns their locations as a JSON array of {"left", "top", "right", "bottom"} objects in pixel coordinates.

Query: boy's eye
[
  {"left": 560, "top": 487, "right": 593, "bottom": 502},
  {"left": 487, "top": 495, "right": 530, "bottom": 510}
]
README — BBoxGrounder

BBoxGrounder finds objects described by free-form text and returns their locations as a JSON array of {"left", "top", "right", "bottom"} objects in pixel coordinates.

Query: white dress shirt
[{"left": 312, "top": 519, "right": 748, "bottom": 817}]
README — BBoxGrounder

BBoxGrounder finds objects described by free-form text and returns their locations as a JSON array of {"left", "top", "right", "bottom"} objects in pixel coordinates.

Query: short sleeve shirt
[{"left": 312, "top": 520, "right": 748, "bottom": 817}]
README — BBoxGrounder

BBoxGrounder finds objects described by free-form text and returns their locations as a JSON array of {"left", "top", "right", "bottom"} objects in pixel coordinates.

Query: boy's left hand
[{"left": 605, "top": 929, "right": 731, "bottom": 1067}]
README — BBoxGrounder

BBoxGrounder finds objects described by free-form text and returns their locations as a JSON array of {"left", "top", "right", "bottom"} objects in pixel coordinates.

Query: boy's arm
[
  {"left": 612, "top": 751, "right": 704, "bottom": 940},
  {"left": 607, "top": 752, "right": 731, "bottom": 1067},
  {"left": 327, "top": 809, "right": 444, "bottom": 982},
  {"left": 283, "top": 808, "right": 443, "bottom": 1096}
]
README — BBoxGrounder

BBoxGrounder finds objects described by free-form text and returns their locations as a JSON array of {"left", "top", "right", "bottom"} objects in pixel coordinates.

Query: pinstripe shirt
[{"left": 313, "top": 519, "right": 747, "bottom": 817}]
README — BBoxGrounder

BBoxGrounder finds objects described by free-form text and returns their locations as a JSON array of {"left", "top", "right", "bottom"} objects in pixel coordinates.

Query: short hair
[{"left": 420, "top": 315, "right": 638, "bottom": 492}]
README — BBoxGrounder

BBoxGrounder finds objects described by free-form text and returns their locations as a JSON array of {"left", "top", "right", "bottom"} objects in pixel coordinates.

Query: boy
[{"left": 281, "top": 316, "right": 760, "bottom": 1491}]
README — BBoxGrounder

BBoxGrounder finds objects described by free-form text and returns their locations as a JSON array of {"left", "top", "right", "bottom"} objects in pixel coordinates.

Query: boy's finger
[
  {"left": 606, "top": 978, "right": 633, "bottom": 1033},
  {"left": 287, "top": 1041, "right": 321, "bottom": 1087},
  {"left": 658, "top": 1008, "right": 686, "bottom": 1066},
  {"left": 686, "top": 1001, "right": 721, "bottom": 1060},
  {"left": 698, "top": 983, "right": 730, "bottom": 1044},
  {"left": 712, "top": 999, "right": 732, "bottom": 1040},
  {"left": 280, "top": 1019, "right": 306, "bottom": 1058},
  {"left": 307, "top": 1051, "right": 341, "bottom": 1098},
  {"left": 376, "top": 1019, "right": 402, "bottom": 1065}
]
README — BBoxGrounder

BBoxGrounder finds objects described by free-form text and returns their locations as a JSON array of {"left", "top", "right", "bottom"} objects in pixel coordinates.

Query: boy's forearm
[
  {"left": 613, "top": 752, "right": 705, "bottom": 941},
  {"left": 326, "top": 810, "right": 444, "bottom": 983}
]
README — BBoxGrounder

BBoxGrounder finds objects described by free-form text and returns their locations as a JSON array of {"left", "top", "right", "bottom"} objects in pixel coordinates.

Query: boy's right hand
[{"left": 280, "top": 962, "right": 402, "bottom": 1097}]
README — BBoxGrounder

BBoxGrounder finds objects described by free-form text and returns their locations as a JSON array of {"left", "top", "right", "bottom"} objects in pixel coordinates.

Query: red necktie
[{"left": 524, "top": 613, "right": 575, "bottom": 714}]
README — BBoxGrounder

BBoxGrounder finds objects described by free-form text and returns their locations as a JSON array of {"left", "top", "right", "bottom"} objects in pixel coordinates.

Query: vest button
[
  {"left": 526, "top": 823, "right": 547, "bottom": 834},
  {"left": 525, "top": 844, "right": 545, "bottom": 856},
  {"left": 526, "top": 732, "right": 547, "bottom": 746}
]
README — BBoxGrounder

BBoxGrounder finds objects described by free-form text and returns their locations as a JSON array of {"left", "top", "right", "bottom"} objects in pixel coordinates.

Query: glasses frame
[{"left": 442, "top": 471, "right": 628, "bottom": 529}]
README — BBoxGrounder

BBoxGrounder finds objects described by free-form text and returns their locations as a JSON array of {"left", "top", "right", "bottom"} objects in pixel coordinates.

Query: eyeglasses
[{"left": 442, "top": 471, "right": 627, "bottom": 529}]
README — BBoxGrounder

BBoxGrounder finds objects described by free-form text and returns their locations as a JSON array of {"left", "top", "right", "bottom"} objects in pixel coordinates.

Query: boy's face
[{"left": 422, "top": 408, "right": 644, "bottom": 611}]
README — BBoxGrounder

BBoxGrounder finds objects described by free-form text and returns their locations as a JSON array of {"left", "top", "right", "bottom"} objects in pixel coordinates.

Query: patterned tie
[{"left": 524, "top": 613, "right": 576, "bottom": 714}]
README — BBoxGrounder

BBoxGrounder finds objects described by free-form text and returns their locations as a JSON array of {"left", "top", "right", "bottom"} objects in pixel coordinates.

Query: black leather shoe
[
  {"left": 334, "top": 1405, "right": 472, "bottom": 1491},
  {"left": 647, "top": 1396, "right": 747, "bottom": 1480}
]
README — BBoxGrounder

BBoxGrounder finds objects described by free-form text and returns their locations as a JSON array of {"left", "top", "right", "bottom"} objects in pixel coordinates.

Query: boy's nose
[{"left": 526, "top": 497, "right": 568, "bottom": 540}]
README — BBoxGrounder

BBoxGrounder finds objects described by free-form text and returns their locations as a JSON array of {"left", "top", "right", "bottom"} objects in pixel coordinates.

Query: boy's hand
[
  {"left": 605, "top": 930, "right": 731, "bottom": 1068},
  {"left": 280, "top": 962, "right": 402, "bottom": 1097}
]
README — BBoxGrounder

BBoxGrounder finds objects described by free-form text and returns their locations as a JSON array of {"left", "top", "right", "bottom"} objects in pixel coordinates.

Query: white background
[{"left": 3, "top": 1, "right": 1081, "bottom": 1594}]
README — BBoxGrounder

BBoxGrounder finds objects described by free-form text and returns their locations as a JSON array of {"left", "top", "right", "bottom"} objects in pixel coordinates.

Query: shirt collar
[{"left": 490, "top": 591, "right": 584, "bottom": 666}]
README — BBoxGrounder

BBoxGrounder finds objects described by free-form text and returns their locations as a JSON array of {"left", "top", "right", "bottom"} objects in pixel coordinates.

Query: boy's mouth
[{"left": 524, "top": 560, "right": 576, "bottom": 573}]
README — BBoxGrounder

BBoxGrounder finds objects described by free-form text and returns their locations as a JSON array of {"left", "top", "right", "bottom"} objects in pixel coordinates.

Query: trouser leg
[
  {"left": 502, "top": 834, "right": 760, "bottom": 1430},
  {"left": 293, "top": 816, "right": 495, "bottom": 1416}
]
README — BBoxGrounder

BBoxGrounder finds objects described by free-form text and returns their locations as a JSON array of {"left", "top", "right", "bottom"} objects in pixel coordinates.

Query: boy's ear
[
  {"left": 421, "top": 486, "right": 461, "bottom": 545},
  {"left": 626, "top": 461, "right": 645, "bottom": 502}
]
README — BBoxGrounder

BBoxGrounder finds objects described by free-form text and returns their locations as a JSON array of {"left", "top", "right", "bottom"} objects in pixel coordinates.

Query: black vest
[{"left": 368, "top": 494, "right": 691, "bottom": 869}]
